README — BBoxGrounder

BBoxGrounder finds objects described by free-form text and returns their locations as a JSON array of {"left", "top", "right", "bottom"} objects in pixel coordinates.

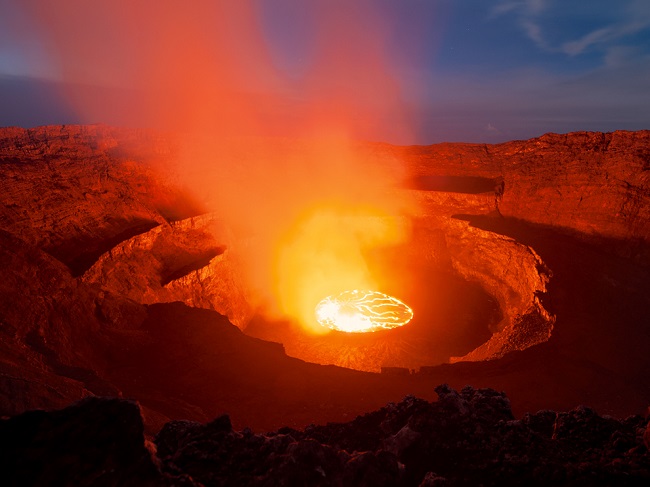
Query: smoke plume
[{"left": 28, "top": 0, "right": 416, "bottom": 330}]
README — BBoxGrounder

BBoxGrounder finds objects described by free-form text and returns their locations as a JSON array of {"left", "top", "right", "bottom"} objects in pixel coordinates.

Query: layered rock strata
[
  {"left": 0, "top": 124, "right": 201, "bottom": 275},
  {"left": 82, "top": 213, "right": 253, "bottom": 328},
  {"left": 392, "top": 130, "right": 650, "bottom": 246}
]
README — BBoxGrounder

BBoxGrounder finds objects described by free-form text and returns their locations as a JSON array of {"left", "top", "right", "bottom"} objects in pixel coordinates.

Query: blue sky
[{"left": 1, "top": 0, "right": 649, "bottom": 144}]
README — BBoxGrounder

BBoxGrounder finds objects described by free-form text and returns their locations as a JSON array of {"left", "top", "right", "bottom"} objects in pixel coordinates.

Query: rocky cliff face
[
  {"left": 436, "top": 217, "right": 553, "bottom": 362},
  {"left": 82, "top": 213, "right": 254, "bottom": 328},
  {"left": 0, "top": 125, "right": 203, "bottom": 275},
  {"left": 394, "top": 130, "right": 650, "bottom": 246},
  {"left": 0, "top": 125, "right": 556, "bottom": 370},
  {"left": 0, "top": 226, "right": 139, "bottom": 416}
]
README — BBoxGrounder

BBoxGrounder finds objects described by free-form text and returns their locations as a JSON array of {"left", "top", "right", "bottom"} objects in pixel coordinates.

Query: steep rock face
[
  {"left": 405, "top": 190, "right": 554, "bottom": 362},
  {"left": 441, "top": 218, "right": 553, "bottom": 361},
  {"left": 160, "top": 248, "right": 253, "bottom": 328},
  {"left": 245, "top": 211, "right": 552, "bottom": 371},
  {"left": 5, "top": 126, "right": 644, "bottom": 369},
  {"left": 0, "top": 229, "right": 140, "bottom": 416},
  {"left": 0, "top": 125, "right": 202, "bottom": 275},
  {"left": 0, "top": 229, "right": 441, "bottom": 432},
  {"left": 82, "top": 213, "right": 254, "bottom": 328},
  {"left": 394, "top": 130, "right": 650, "bottom": 247}
]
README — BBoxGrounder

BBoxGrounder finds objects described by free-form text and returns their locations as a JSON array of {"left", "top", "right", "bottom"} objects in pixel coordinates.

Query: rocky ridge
[
  {"left": 0, "top": 124, "right": 202, "bottom": 275},
  {"left": 82, "top": 213, "right": 254, "bottom": 328},
  {"left": 1, "top": 385, "right": 648, "bottom": 486},
  {"left": 397, "top": 131, "right": 650, "bottom": 237}
]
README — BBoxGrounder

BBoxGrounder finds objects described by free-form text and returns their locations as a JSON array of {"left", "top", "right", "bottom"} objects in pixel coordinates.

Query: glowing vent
[{"left": 315, "top": 290, "right": 413, "bottom": 333}]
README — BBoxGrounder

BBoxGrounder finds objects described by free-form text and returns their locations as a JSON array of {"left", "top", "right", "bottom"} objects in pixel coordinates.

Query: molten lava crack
[{"left": 315, "top": 290, "right": 413, "bottom": 333}]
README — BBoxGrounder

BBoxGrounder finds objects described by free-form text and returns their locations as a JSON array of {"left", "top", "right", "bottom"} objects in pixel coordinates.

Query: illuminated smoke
[
  {"left": 24, "top": 0, "right": 410, "bottom": 140},
  {"left": 25, "top": 0, "right": 419, "bottom": 330}
]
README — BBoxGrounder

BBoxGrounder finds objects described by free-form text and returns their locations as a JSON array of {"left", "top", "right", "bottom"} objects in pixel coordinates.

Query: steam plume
[{"left": 28, "top": 0, "right": 416, "bottom": 329}]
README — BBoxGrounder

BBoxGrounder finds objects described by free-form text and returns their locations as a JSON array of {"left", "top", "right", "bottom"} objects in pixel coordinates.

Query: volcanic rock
[
  {"left": 245, "top": 211, "right": 555, "bottom": 370},
  {"left": 0, "top": 227, "right": 138, "bottom": 415},
  {"left": 0, "top": 124, "right": 202, "bottom": 275},
  {"left": 393, "top": 130, "right": 650, "bottom": 247},
  {"left": 430, "top": 217, "right": 554, "bottom": 362},
  {"left": 4, "top": 386, "right": 647, "bottom": 486},
  {"left": 1, "top": 124, "right": 649, "bottom": 436},
  {"left": 0, "top": 397, "right": 165, "bottom": 486},
  {"left": 82, "top": 213, "right": 254, "bottom": 328},
  {"left": 0, "top": 207, "right": 437, "bottom": 433},
  {"left": 100, "top": 302, "right": 437, "bottom": 433}
]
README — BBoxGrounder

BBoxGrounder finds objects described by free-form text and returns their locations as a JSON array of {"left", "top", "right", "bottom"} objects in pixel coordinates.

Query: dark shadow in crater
[
  {"left": 406, "top": 175, "right": 503, "bottom": 194},
  {"left": 245, "top": 265, "right": 497, "bottom": 372},
  {"left": 160, "top": 247, "right": 225, "bottom": 285},
  {"left": 451, "top": 214, "right": 650, "bottom": 388},
  {"left": 47, "top": 218, "right": 159, "bottom": 277}
]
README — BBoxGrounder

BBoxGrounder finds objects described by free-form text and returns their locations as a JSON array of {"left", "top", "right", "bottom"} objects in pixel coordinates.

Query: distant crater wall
[{"left": 392, "top": 130, "right": 650, "bottom": 245}]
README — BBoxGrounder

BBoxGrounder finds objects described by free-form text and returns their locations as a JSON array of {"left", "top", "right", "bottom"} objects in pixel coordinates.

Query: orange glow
[
  {"left": 27, "top": 0, "right": 411, "bottom": 140},
  {"left": 28, "top": 1, "right": 419, "bottom": 331},
  {"left": 273, "top": 203, "right": 410, "bottom": 334},
  {"left": 315, "top": 290, "right": 413, "bottom": 333}
]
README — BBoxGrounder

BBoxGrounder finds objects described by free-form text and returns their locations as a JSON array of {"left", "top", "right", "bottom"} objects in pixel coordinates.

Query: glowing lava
[{"left": 315, "top": 290, "right": 413, "bottom": 333}]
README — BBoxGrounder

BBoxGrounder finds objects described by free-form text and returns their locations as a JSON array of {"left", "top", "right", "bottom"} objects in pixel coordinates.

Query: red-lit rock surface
[
  {"left": 0, "top": 125, "right": 203, "bottom": 275},
  {"left": 82, "top": 213, "right": 254, "bottom": 328},
  {"left": 0, "top": 125, "right": 649, "bottom": 432},
  {"left": 244, "top": 216, "right": 553, "bottom": 370},
  {"left": 392, "top": 130, "right": 650, "bottom": 244}
]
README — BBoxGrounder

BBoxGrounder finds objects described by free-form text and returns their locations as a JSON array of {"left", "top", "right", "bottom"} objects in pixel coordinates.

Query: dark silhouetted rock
[
  {"left": 0, "top": 397, "right": 165, "bottom": 486},
  {"left": 1, "top": 385, "right": 648, "bottom": 486},
  {"left": 149, "top": 385, "right": 650, "bottom": 486}
]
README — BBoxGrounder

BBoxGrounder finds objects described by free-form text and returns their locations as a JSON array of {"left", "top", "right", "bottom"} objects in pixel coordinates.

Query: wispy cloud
[
  {"left": 603, "top": 45, "right": 646, "bottom": 68},
  {"left": 490, "top": 1, "right": 521, "bottom": 18},
  {"left": 491, "top": 0, "right": 650, "bottom": 63},
  {"left": 490, "top": 0, "right": 547, "bottom": 18},
  {"left": 562, "top": 19, "right": 650, "bottom": 56},
  {"left": 490, "top": 0, "right": 549, "bottom": 49},
  {"left": 521, "top": 20, "right": 547, "bottom": 49}
]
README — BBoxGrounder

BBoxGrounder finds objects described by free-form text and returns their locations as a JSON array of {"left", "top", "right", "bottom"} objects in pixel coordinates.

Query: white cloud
[
  {"left": 561, "top": 19, "right": 650, "bottom": 56},
  {"left": 490, "top": 0, "right": 550, "bottom": 49},
  {"left": 521, "top": 20, "right": 547, "bottom": 49},
  {"left": 562, "top": 27, "right": 615, "bottom": 56},
  {"left": 491, "top": 0, "right": 650, "bottom": 63}
]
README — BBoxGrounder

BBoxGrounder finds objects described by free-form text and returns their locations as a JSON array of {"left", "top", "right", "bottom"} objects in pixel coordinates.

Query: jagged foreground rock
[{"left": 1, "top": 386, "right": 648, "bottom": 486}]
